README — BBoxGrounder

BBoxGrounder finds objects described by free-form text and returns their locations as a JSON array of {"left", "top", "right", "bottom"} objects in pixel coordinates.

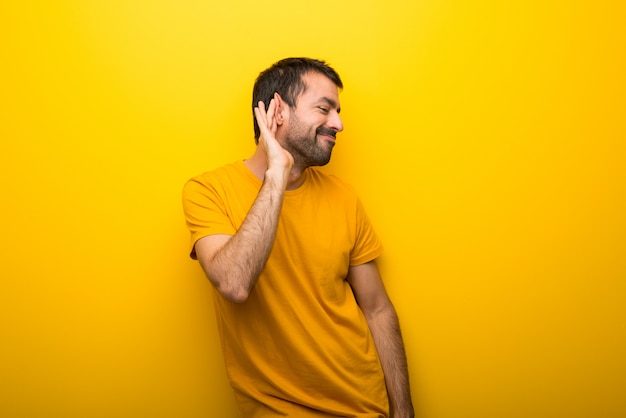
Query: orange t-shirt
[{"left": 183, "top": 160, "right": 388, "bottom": 417}]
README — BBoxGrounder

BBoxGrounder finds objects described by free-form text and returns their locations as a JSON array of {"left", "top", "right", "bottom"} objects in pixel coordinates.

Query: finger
[
  {"left": 255, "top": 100, "right": 266, "bottom": 119},
  {"left": 266, "top": 98, "right": 276, "bottom": 120},
  {"left": 254, "top": 100, "right": 267, "bottom": 121},
  {"left": 254, "top": 106, "right": 266, "bottom": 130},
  {"left": 254, "top": 106, "right": 275, "bottom": 144},
  {"left": 266, "top": 99, "right": 277, "bottom": 131}
]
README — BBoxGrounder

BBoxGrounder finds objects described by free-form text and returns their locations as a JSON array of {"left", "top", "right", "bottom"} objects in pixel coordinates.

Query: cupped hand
[{"left": 254, "top": 94, "right": 294, "bottom": 180}]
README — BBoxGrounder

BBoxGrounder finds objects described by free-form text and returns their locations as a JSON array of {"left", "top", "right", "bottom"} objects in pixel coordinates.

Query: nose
[{"left": 329, "top": 111, "right": 344, "bottom": 133}]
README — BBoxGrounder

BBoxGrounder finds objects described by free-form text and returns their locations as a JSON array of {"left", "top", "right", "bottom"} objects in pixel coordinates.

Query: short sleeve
[
  {"left": 182, "top": 175, "right": 237, "bottom": 259},
  {"left": 349, "top": 196, "right": 384, "bottom": 266}
]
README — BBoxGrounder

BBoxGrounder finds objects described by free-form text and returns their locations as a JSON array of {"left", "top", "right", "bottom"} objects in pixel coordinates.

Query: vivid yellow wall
[{"left": 2, "top": 1, "right": 625, "bottom": 417}]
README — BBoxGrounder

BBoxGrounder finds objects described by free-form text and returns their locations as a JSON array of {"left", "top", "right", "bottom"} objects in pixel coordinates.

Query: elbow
[
  {"left": 201, "top": 261, "right": 253, "bottom": 303},
  {"left": 364, "top": 301, "right": 397, "bottom": 323},
  {"left": 207, "top": 273, "right": 251, "bottom": 303},
  {"left": 220, "top": 286, "right": 250, "bottom": 303}
]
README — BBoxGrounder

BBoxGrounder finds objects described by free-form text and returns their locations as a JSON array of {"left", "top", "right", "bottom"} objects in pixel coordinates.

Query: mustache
[{"left": 316, "top": 127, "right": 337, "bottom": 139}]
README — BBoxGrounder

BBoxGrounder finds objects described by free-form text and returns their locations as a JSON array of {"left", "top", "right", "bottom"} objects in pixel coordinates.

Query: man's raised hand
[{"left": 253, "top": 93, "right": 294, "bottom": 183}]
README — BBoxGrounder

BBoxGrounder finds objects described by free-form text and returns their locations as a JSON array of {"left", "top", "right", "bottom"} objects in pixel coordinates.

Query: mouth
[
  {"left": 318, "top": 135, "right": 336, "bottom": 148},
  {"left": 317, "top": 128, "right": 337, "bottom": 143}
]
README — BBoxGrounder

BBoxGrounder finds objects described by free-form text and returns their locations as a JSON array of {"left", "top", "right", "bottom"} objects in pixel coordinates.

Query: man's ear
[{"left": 274, "top": 92, "right": 287, "bottom": 126}]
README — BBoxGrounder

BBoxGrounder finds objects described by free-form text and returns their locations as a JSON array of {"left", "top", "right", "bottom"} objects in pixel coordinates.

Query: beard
[{"left": 283, "top": 117, "right": 336, "bottom": 168}]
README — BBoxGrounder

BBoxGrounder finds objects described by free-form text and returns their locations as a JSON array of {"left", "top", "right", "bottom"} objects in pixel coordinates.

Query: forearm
[
  {"left": 367, "top": 305, "right": 414, "bottom": 418},
  {"left": 204, "top": 171, "right": 286, "bottom": 302}
]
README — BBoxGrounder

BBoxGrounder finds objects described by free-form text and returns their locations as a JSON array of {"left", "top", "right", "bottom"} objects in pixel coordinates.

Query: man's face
[{"left": 281, "top": 72, "right": 344, "bottom": 167}]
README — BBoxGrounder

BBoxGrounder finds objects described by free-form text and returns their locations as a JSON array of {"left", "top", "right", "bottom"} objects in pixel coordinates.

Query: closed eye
[{"left": 318, "top": 106, "right": 329, "bottom": 113}]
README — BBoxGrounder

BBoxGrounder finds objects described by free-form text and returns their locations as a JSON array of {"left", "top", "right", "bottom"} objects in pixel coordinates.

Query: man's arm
[
  {"left": 195, "top": 96, "right": 293, "bottom": 303},
  {"left": 195, "top": 173, "right": 285, "bottom": 302},
  {"left": 347, "top": 260, "right": 414, "bottom": 418}
]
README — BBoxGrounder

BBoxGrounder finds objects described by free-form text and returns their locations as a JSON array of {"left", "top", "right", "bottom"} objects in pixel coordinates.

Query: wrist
[{"left": 263, "top": 168, "right": 289, "bottom": 190}]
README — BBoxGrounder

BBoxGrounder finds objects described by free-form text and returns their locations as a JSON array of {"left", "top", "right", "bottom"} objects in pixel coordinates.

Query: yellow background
[{"left": 1, "top": 1, "right": 625, "bottom": 417}]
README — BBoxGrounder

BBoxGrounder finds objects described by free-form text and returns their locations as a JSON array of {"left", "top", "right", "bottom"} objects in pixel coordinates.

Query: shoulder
[
  {"left": 186, "top": 161, "right": 241, "bottom": 186},
  {"left": 183, "top": 161, "right": 248, "bottom": 194}
]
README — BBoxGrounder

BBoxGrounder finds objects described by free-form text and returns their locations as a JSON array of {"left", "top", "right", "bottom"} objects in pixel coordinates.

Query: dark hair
[{"left": 252, "top": 57, "right": 343, "bottom": 143}]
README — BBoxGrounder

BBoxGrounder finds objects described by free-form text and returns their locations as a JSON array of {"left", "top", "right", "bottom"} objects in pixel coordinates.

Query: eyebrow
[{"left": 318, "top": 96, "right": 341, "bottom": 113}]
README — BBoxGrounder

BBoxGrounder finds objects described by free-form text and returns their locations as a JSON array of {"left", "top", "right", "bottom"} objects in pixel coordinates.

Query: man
[{"left": 183, "top": 57, "right": 414, "bottom": 418}]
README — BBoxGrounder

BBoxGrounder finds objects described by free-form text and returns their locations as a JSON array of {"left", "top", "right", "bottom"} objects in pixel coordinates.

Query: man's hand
[{"left": 254, "top": 94, "right": 294, "bottom": 184}]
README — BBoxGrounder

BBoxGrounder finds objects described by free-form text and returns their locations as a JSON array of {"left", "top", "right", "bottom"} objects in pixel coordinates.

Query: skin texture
[{"left": 194, "top": 71, "right": 414, "bottom": 417}]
